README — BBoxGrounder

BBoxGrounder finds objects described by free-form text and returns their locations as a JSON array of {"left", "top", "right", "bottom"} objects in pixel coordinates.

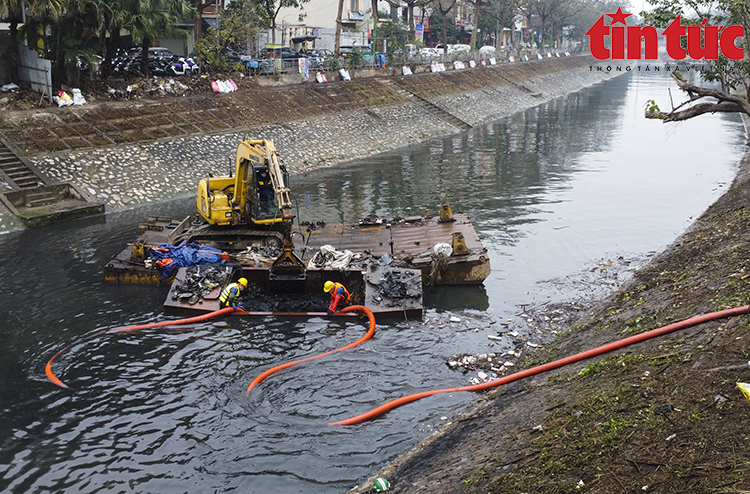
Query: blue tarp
[{"left": 149, "top": 241, "right": 227, "bottom": 278}]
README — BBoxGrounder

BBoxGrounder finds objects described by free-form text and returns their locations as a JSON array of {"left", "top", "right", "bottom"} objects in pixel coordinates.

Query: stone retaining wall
[{"left": 0, "top": 55, "right": 619, "bottom": 233}]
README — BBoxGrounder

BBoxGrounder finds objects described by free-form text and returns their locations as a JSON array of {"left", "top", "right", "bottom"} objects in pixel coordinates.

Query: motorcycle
[{"left": 170, "top": 57, "right": 199, "bottom": 76}]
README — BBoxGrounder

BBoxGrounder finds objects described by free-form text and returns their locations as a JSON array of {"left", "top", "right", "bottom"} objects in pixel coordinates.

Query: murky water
[{"left": 0, "top": 72, "right": 744, "bottom": 493}]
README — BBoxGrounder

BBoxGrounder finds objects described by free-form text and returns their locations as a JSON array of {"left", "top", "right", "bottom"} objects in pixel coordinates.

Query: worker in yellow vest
[
  {"left": 324, "top": 280, "right": 350, "bottom": 315},
  {"left": 220, "top": 277, "right": 247, "bottom": 310}
]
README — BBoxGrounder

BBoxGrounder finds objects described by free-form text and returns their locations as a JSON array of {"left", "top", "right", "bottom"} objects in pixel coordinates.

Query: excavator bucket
[{"left": 269, "top": 231, "right": 307, "bottom": 293}]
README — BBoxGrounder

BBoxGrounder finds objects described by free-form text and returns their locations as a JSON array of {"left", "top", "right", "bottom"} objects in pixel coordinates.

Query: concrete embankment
[{"left": 0, "top": 54, "right": 617, "bottom": 233}]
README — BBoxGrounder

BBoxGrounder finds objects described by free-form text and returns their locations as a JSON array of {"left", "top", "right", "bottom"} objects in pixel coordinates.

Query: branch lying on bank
[{"left": 644, "top": 70, "right": 750, "bottom": 122}]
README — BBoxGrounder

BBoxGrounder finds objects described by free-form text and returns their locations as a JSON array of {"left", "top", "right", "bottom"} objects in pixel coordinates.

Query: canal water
[{"left": 0, "top": 71, "right": 744, "bottom": 493}]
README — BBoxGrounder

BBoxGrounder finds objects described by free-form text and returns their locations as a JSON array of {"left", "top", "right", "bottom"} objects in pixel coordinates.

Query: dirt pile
[{"left": 0, "top": 72, "right": 253, "bottom": 112}]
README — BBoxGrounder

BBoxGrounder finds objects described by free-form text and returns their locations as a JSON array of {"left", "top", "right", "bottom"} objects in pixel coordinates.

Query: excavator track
[{"left": 175, "top": 226, "right": 286, "bottom": 252}]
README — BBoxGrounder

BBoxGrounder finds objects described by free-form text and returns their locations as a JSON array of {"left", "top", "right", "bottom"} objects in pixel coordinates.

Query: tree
[
  {"left": 468, "top": 0, "right": 486, "bottom": 51},
  {"left": 47, "top": 0, "right": 102, "bottom": 88},
  {"left": 377, "top": 18, "right": 411, "bottom": 55},
  {"left": 644, "top": 0, "right": 750, "bottom": 122},
  {"left": 528, "top": 0, "right": 586, "bottom": 48},
  {"left": 430, "top": 0, "right": 458, "bottom": 51},
  {"left": 1, "top": 0, "right": 68, "bottom": 83},
  {"left": 257, "top": 0, "right": 307, "bottom": 44},
  {"left": 564, "top": 0, "right": 624, "bottom": 47},
  {"left": 121, "top": 0, "right": 195, "bottom": 76},
  {"left": 193, "top": 0, "right": 265, "bottom": 71},
  {"left": 484, "top": 0, "right": 523, "bottom": 49},
  {"left": 381, "top": 0, "right": 422, "bottom": 44},
  {"left": 193, "top": 0, "right": 214, "bottom": 43}
]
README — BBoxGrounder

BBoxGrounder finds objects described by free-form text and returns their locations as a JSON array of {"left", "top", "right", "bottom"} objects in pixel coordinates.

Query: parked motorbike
[{"left": 170, "top": 57, "right": 199, "bottom": 76}]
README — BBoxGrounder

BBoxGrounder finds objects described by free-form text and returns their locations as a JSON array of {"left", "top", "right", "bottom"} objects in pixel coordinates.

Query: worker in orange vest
[{"left": 324, "top": 280, "right": 350, "bottom": 315}]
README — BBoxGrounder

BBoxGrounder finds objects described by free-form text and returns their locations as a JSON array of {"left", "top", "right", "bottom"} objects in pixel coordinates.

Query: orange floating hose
[
  {"left": 45, "top": 306, "right": 242, "bottom": 388},
  {"left": 246, "top": 305, "right": 376, "bottom": 396},
  {"left": 328, "top": 305, "right": 750, "bottom": 425}
]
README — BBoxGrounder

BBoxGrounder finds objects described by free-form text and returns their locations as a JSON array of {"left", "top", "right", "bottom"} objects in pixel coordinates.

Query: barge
[
  {"left": 105, "top": 205, "right": 489, "bottom": 318},
  {"left": 103, "top": 138, "right": 490, "bottom": 318}
]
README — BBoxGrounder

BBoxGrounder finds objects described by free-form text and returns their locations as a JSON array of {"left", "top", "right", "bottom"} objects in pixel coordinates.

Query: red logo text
[{"left": 586, "top": 7, "right": 744, "bottom": 60}]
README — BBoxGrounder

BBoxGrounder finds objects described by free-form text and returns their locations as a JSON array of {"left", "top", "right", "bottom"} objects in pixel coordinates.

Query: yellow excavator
[
  {"left": 189, "top": 138, "right": 306, "bottom": 285},
  {"left": 196, "top": 138, "right": 292, "bottom": 232}
]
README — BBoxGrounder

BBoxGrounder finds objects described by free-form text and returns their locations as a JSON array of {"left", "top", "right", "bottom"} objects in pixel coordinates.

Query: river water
[{"left": 0, "top": 71, "right": 744, "bottom": 493}]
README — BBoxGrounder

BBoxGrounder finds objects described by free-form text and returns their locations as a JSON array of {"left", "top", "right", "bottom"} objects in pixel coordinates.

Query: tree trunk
[
  {"left": 140, "top": 39, "right": 151, "bottom": 77},
  {"left": 335, "top": 0, "right": 344, "bottom": 54},
  {"left": 194, "top": 15, "right": 202, "bottom": 43},
  {"left": 8, "top": 18, "right": 19, "bottom": 84},
  {"left": 442, "top": 13, "right": 448, "bottom": 52},
  {"left": 471, "top": 0, "right": 480, "bottom": 51},
  {"left": 409, "top": 3, "right": 415, "bottom": 38},
  {"left": 102, "top": 28, "right": 121, "bottom": 79},
  {"left": 371, "top": 0, "right": 379, "bottom": 52}
]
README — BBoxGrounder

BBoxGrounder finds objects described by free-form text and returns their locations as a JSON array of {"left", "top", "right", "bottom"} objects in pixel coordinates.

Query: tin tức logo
[{"left": 585, "top": 7, "right": 744, "bottom": 60}]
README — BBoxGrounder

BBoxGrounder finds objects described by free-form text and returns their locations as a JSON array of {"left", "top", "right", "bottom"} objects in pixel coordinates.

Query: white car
[
  {"left": 448, "top": 44, "right": 471, "bottom": 54},
  {"left": 420, "top": 47, "right": 440, "bottom": 58},
  {"left": 478, "top": 45, "right": 496, "bottom": 55}
]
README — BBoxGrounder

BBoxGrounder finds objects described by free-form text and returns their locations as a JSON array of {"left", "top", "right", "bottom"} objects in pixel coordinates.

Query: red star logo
[{"left": 607, "top": 7, "right": 631, "bottom": 25}]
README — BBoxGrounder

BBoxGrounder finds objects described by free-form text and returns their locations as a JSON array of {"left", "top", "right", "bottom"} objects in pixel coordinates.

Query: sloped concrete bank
[
  {"left": 0, "top": 55, "right": 616, "bottom": 233},
  {"left": 344, "top": 124, "right": 750, "bottom": 492}
]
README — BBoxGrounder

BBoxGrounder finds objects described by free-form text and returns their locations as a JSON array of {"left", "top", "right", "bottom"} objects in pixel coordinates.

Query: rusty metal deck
[
  {"left": 106, "top": 212, "right": 489, "bottom": 287},
  {"left": 304, "top": 213, "right": 490, "bottom": 285},
  {"left": 163, "top": 265, "right": 424, "bottom": 318},
  {"left": 105, "top": 210, "right": 488, "bottom": 319}
]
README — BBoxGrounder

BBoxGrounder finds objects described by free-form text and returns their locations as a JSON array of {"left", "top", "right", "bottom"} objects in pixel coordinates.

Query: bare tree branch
[{"left": 645, "top": 71, "right": 750, "bottom": 122}]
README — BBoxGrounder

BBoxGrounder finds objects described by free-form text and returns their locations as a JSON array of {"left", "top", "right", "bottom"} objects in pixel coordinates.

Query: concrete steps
[
  {"left": 0, "top": 140, "right": 42, "bottom": 189},
  {"left": 0, "top": 136, "right": 105, "bottom": 227}
]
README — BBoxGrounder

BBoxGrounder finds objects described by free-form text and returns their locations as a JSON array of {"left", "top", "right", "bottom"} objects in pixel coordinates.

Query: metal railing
[{"left": 242, "top": 46, "right": 584, "bottom": 77}]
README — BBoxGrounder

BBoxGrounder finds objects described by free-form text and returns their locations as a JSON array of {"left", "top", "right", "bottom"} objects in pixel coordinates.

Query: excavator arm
[
  {"left": 263, "top": 140, "right": 294, "bottom": 222},
  {"left": 194, "top": 138, "right": 307, "bottom": 289},
  {"left": 247, "top": 139, "right": 307, "bottom": 286}
]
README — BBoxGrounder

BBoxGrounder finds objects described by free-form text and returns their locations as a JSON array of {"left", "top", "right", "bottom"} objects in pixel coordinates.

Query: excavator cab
[{"left": 250, "top": 163, "right": 289, "bottom": 223}]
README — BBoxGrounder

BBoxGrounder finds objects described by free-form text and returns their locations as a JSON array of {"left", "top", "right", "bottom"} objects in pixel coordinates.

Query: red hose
[
  {"left": 246, "top": 305, "right": 376, "bottom": 396},
  {"left": 328, "top": 305, "right": 750, "bottom": 425},
  {"left": 45, "top": 306, "right": 241, "bottom": 388}
]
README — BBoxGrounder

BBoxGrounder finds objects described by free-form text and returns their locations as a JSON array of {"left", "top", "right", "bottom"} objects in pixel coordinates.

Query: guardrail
[{"left": 242, "top": 47, "right": 584, "bottom": 77}]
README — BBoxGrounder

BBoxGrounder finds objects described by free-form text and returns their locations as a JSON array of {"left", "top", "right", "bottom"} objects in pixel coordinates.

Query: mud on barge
[{"left": 104, "top": 139, "right": 490, "bottom": 318}]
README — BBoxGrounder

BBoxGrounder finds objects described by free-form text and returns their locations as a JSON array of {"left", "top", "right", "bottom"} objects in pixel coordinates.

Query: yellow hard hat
[
  {"left": 323, "top": 280, "right": 335, "bottom": 292},
  {"left": 237, "top": 277, "right": 248, "bottom": 287}
]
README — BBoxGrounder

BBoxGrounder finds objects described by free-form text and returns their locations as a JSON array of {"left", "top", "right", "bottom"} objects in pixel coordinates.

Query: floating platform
[
  {"left": 162, "top": 263, "right": 424, "bottom": 318},
  {"left": 104, "top": 208, "right": 489, "bottom": 318}
]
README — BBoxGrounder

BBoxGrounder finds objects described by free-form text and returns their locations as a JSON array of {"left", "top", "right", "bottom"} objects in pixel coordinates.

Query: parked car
[
  {"left": 306, "top": 48, "right": 333, "bottom": 60},
  {"left": 148, "top": 47, "right": 179, "bottom": 62},
  {"left": 339, "top": 45, "right": 372, "bottom": 64},
  {"left": 307, "top": 48, "right": 333, "bottom": 58},
  {"left": 305, "top": 48, "right": 333, "bottom": 68},
  {"left": 449, "top": 44, "right": 471, "bottom": 54},
  {"left": 432, "top": 43, "right": 471, "bottom": 54},
  {"left": 225, "top": 48, "right": 249, "bottom": 66},
  {"left": 281, "top": 46, "right": 308, "bottom": 59},
  {"left": 420, "top": 47, "right": 440, "bottom": 58}
]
